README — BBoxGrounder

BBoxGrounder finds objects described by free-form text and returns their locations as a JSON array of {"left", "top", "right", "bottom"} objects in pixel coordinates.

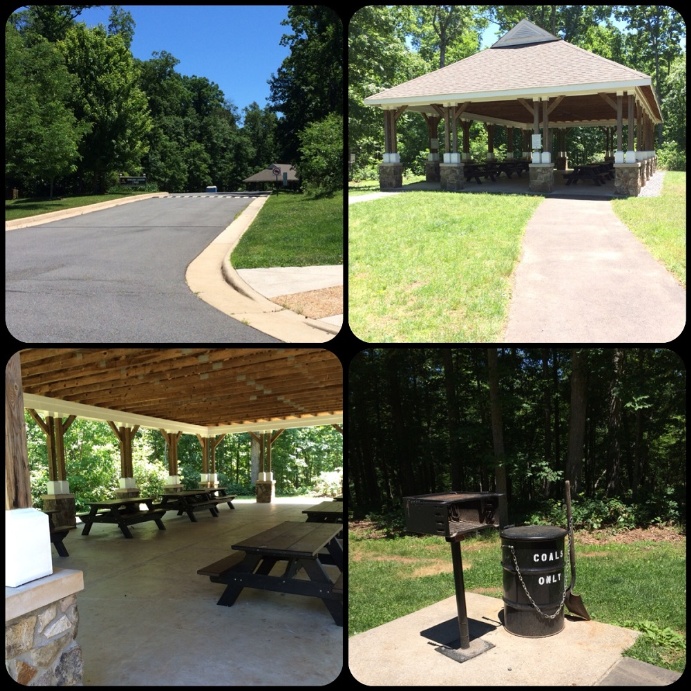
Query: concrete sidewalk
[
  {"left": 503, "top": 197, "right": 685, "bottom": 343},
  {"left": 348, "top": 593, "right": 681, "bottom": 686}
]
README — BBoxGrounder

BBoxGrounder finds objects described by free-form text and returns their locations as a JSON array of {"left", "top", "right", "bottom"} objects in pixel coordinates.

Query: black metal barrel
[{"left": 500, "top": 525, "right": 567, "bottom": 637}]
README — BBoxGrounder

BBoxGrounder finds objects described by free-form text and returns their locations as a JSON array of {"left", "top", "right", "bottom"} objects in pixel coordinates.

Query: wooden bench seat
[
  {"left": 333, "top": 574, "right": 343, "bottom": 596},
  {"left": 207, "top": 494, "right": 236, "bottom": 509},
  {"left": 197, "top": 551, "right": 247, "bottom": 578}
]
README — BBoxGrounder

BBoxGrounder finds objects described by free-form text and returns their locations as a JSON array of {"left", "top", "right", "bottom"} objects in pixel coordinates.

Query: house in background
[{"left": 243, "top": 163, "right": 300, "bottom": 191}]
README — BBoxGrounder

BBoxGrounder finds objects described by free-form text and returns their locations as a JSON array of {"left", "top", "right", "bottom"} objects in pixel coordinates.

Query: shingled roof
[
  {"left": 365, "top": 19, "right": 662, "bottom": 127},
  {"left": 243, "top": 164, "right": 299, "bottom": 184}
]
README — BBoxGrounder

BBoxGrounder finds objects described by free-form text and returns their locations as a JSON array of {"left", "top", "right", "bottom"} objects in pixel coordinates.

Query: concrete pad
[
  {"left": 597, "top": 657, "right": 682, "bottom": 686},
  {"left": 348, "top": 593, "right": 640, "bottom": 686},
  {"left": 237, "top": 265, "right": 342, "bottom": 297},
  {"left": 56, "top": 498, "right": 342, "bottom": 686}
]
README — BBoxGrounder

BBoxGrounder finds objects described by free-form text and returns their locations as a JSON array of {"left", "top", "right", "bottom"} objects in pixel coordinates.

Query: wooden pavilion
[
  {"left": 5, "top": 348, "right": 343, "bottom": 685},
  {"left": 364, "top": 18, "right": 663, "bottom": 196}
]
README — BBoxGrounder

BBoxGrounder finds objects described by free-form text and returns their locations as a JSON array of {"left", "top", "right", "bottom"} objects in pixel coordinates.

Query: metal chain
[{"left": 507, "top": 525, "right": 571, "bottom": 620}]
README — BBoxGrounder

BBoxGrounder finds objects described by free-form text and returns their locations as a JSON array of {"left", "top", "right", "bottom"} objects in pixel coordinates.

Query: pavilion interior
[{"left": 9, "top": 347, "right": 344, "bottom": 686}]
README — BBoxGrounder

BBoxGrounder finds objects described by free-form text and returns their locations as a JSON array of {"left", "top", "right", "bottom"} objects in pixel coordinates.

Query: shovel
[{"left": 564, "top": 480, "right": 591, "bottom": 620}]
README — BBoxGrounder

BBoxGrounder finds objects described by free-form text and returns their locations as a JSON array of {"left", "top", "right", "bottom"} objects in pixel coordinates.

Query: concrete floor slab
[{"left": 57, "top": 498, "right": 342, "bottom": 686}]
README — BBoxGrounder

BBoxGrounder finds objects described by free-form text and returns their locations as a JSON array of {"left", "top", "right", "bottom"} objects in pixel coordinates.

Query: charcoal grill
[{"left": 403, "top": 491, "right": 502, "bottom": 662}]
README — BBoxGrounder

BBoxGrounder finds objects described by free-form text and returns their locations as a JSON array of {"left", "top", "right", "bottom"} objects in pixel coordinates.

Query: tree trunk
[
  {"left": 441, "top": 349, "right": 464, "bottom": 490},
  {"left": 606, "top": 348, "right": 625, "bottom": 495},
  {"left": 541, "top": 348, "right": 552, "bottom": 495},
  {"left": 487, "top": 348, "right": 509, "bottom": 526},
  {"left": 565, "top": 349, "right": 588, "bottom": 493}
]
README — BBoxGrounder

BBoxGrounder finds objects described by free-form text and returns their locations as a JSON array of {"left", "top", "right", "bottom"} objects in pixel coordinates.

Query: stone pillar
[
  {"left": 440, "top": 153, "right": 464, "bottom": 191},
  {"left": 614, "top": 163, "right": 642, "bottom": 196},
  {"left": 255, "top": 480, "right": 275, "bottom": 503},
  {"left": 379, "top": 156, "right": 402, "bottom": 190},
  {"left": 42, "top": 495, "right": 77, "bottom": 530},
  {"left": 425, "top": 156, "right": 440, "bottom": 183},
  {"left": 529, "top": 163, "right": 554, "bottom": 193}
]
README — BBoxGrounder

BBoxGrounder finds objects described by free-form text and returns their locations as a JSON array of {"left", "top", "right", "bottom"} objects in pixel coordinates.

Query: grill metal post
[{"left": 450, "top": 540, "right": 470, "bottom": 649}]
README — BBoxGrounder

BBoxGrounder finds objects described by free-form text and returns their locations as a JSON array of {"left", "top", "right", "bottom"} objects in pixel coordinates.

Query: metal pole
[{"left": 450, "top": 541, "right": 470, "bottom": 649}]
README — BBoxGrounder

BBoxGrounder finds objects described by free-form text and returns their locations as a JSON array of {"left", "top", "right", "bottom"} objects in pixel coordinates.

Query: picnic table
[
  {"left": 497, "top": 160, "right": 529, "bottom": 178},
  {"left": 43, "top": 509, "right": 74, "bottom": 557},
  {"left": 463, "top": 162, "right": 497, "bottom": 184},
  {"left": 563, "top": 163, "right": 613, "bottom": 186},
  {"left": 158, "top": 488, "right": 236, "bottom": 522},
  {"left": 197, "top": 521, "right": 344, "bottom": 625},
  {"left": 303, "top": 501, "right": 343, "bottom": 524},
  {"left": 77, "top": 497, "right": 166, "bottom": 539}
]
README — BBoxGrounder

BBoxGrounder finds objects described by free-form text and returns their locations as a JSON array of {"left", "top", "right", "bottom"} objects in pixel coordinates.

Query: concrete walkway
[
  {"left": 503, "top": 197, "right": 685, "bottom": 343},
  {"left": 348, "top": 593, "right": 682, "bottom": 686}
]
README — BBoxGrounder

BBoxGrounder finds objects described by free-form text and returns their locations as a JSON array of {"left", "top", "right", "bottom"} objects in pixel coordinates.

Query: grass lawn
[
  {"left": 231, "top": 192, "right": 343, "bottom": 268},
  {"left": 5, "top": 191, "right": 154, "bottom": 221},
  {"left": 348, "top": 174, "right": 425, "bottom": 196},
  {"left": 348, "top": 191, "right": 542, "bottom": 342},
  {"left": 349, "top": 526, "right": 686, "bottom": 673},
  {"left": 611, "top": 171, "right": 686, "bottom": 286}
]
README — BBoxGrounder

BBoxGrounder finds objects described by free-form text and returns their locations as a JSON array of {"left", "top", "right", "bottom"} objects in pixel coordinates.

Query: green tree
[
  {"left": 58, "top": 23, "right": 152, "bottom": 193},
  {"left": 348, "top": 348, "right": 685, "bottom": 523},
  {"left": 11, "top": 5, "right": 97, "bottom": 43},
  {"left": 268, "top": 5, "right": 343, "bottom": 162},
  {"left": 242, "top": 102, "right": 279, "bottom": 170},
  {"left": 136, "top": 51, "right": 190, "bottom": 191},
  {"left": 402, "top": 5, "right": 486, "bottom": 69},
  {"left": 614, "top": 5, "right": 685, "bottom": 94},
  {"left": 297, "top": 113, "right": 344, "bottom": 196},
  {"left": 107, "top": 5, "right": 135, "bottom": 49},
  {"left": 5, "top": 24, "right": 87, "bottom": 198},
  {"left": 348, "top": 6, "right": 428, "bottom": 175}
]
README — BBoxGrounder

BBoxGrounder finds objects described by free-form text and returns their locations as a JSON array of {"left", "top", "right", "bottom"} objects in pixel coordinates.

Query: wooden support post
[
  {"left": 627, "top": 94, "right": 635, "bottom": 152},
  {"left": 28, "top": 410, "right": 76, "bottom": 483},
  {"left": 6, "top": 354, "right": 31, "bottom": 509}
]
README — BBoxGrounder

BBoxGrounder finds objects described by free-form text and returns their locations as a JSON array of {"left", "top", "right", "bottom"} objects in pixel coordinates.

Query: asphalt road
[{"left": 6, "top": 195, "right": 280, "bottom": 343}]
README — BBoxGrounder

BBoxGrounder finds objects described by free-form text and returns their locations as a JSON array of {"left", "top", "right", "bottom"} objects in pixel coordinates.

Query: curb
[
  {"left": 185, "top": 196, "right": 340, "bottom": 342},
  {"left": 5, "top": 192, "right": 170, "bottom": 230}
]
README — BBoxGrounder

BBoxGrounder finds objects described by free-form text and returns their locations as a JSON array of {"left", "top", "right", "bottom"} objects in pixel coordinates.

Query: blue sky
[{"left": 74, "top": 5, "right": 292, "bottom": 120}]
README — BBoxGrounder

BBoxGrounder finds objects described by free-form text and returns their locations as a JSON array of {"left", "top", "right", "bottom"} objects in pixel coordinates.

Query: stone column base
[
  {"left": 614, "top": 164, "right": 641, "bottom": 196},
  {"left": 379, "top": 162, "right": 402, "bottom": 190},
  {"left": 42, "top": 495, "right": 77, "bottom": 528},
  {"left": 440, "top": 163, "right": 464, "bottom": 191},
  {"left": 425, "top": 160, "right": 440, "bottom": 183},
  {"left": 255, "top": 481, "right": 276, "bottom": 503},
  {"left": 529, "top": 164, "right": 554, "bottom": 193},
  {"left": 114, "top": 488, "right": 141, "bottom": 499}
]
